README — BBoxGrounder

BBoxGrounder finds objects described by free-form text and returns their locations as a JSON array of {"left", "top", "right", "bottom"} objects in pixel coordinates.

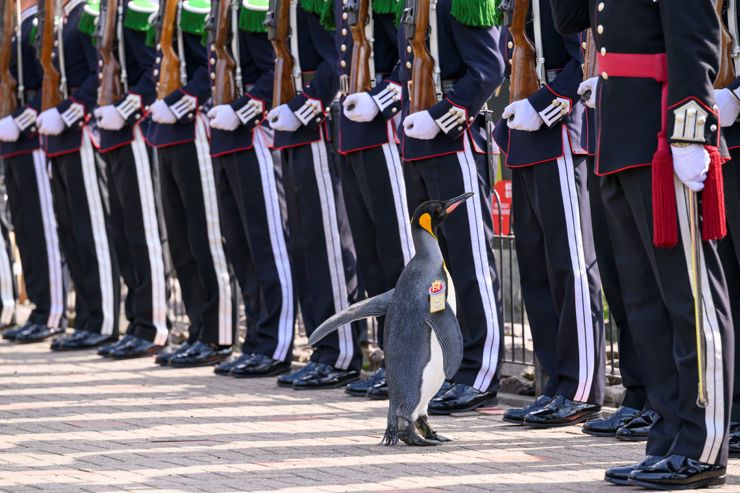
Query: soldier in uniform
[
  {"left": 551, "top": 0, "right": 733, "bottom": 488},
  {"left": 146, "top": 0, "right": 235, "bottom": 368},
  {"left": 267, "top": 0, "right": 363, "bottom": 390},
  {"left": 494, "top": 0, "right": 605, "bottom": 428},
  {"left": 206, "top": 1, "right": 295, "bottom": 378},
  {"left": 36, "top": 0, "right": 121, "bottom": 351},
  {"left": 336, "top": 0, "right": 414, "bottom": 399},
  {"left": 0, "top": 0, "right": 67, "bottom": 343},
  {"left": 396, "top": 0, "right": 505, "bottom": 415},
  {"left": 92, "top": 0, "right": 170, "bottom": 359}
]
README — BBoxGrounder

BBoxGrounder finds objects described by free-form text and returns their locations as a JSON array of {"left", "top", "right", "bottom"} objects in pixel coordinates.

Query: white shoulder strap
[
  {"left": 729, "top": 0, "right": 740, "bottom": 74},
  {"left": 289, "top": 0, "right": 302, "bottom": 91},
  {"left": 429, "top": 0, "right": 442, "bottom": 100},
  {"left": 531, "top": 0, "right": 545, "bottom": 86}
]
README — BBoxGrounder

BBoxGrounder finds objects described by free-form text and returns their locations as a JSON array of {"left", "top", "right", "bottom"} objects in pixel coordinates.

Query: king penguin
[{"left": 308, "top": 193, "right": 473, "bottom": 446}]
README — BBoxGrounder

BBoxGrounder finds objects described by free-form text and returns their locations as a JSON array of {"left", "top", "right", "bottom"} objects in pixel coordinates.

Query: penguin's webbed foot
[
  {"left": 416, "top": 416, "right": 451, "bottom": 443},
  {"left": 398, "top": 417, "right": 440, "bottom": 447},
  {"left": 381, "top": 415, "right": 399, "bottom": 446}
]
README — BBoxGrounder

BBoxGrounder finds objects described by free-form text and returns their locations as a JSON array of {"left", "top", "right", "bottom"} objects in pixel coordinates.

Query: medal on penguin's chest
[{"left": 429, "top": 280, "right": 446, "bottom": 313}]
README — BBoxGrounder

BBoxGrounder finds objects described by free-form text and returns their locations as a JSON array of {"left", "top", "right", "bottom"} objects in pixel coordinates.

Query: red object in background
[{"left": 492, "top": 180, "right": 512, "bottom": 235}]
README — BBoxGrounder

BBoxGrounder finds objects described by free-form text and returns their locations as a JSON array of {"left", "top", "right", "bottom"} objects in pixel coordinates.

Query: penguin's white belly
[{"left": 412, "top": 330, "right": 446, "bottom": 421}]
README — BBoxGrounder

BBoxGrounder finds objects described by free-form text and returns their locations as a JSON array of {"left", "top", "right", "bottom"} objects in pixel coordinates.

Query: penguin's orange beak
[{"left": 444, "top": 192, "right": 474, "bottom": 215}]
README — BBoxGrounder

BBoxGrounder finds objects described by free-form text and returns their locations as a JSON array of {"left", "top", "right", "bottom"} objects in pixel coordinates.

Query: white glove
[
  {"left": 672, "top": 144, "right": 710, "bottom": 192},
  {"left": 502, "top": 99, "right": 543, "bottom": 132},
  {"left": 714, "top": 88, "right": 740, "bottom": 127},
  {"left": 403, "top": 111, "right": 440, "bottom": 140},
  {"left": 343, "top": 92, "right": 379, "bottom": 123},
  {"left": 0, "top": 116, "right": 20, "bottom": 142},
  {"left": 207, "top": 105, "right": 240, "bottom": 131},
  {"left": 578, "top": 77, "right": 599, "bottom": 109},
  {"left": 36, "top": 108, "right": 66, "bottom": 136},
  {"left": 94, "top": 105, "right": 126, "bottom": 131},
  {"left": 150, "top": 99, "right": 177, "bottom": 124},
  {"left": 267, "top": 104, "right": 302, "bottom": 132}
]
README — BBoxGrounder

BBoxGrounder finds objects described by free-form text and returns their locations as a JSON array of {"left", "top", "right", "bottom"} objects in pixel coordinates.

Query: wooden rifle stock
[
  {"left": 267, "top": 0, "right": 295, "bottom": 108},
  {"left": 156, "top": 0, "right": 182, "bottom": 99},
  {"left": 507, "top": 0, "right": 539, "bottom": 103},
  {"left": 97, "top": 0, "right": 123, "bottom": 106},
  {"left": 210, "top": 0, "right": 236, "bottom": 105},
  {"left": 716, "top": 0, "right": 736, "bottom": 88},
  {"left": 582, "top": 29, "right": 597, "bottom": 80},
  {"left": 406, "top": 0, "right": 436, "bottom": 113},
  {"left": 0, "top": 0, "right": 18, "bottom": 117},
  {"left": 39, "top": 0, "right": 63, "bottom": 110},
  {"left": 347, "top": 0, "right": 371, "bottom": 94}
]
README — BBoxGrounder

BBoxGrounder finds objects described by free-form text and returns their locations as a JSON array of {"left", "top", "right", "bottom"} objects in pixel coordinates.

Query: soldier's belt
[{"left": 598, "top": 52, "right": 667, "bottom": 82}]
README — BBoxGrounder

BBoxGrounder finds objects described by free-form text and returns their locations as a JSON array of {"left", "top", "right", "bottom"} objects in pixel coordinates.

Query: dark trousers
[
  {"left": 587, "top": 156, "right": 646, "bottom": 410},
  {"left": 102, "top": 128, "right": 169, "bottom": 345},
  {"left": 511, "top": 140, "right": 605, "bottom": 405},
  {"left": 212, "top": 129, "right": 295, "bottom": 362},
  {"left": 5, "top": 150, "right": 65, "bottom": 329},
  {"left": 718, "top": 150, "right": 740, "bottom": 423},
  {"left": 601, "top": 166, "right": 733, "bottom": 466},
  {"left": 49, "top": 133, "right": 120, "bottom": 336},
  {"left": 281, "top": 132, "right": 362, "bottom": 370},
  {"left": 156, "top": 118, "right": 233, "bottom": 346},
  {"left": 403, "top": 135, "right": 504, "bottom": 393},
  {"left": 340, "top": 122, "right": 414, "bottom": 348}
]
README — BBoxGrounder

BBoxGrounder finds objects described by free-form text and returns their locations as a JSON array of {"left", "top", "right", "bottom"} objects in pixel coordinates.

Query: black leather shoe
[
  {"left": 109, "top": 336, "right": 165, "bottom": 359},
  {"left": 51, "top": 331, "right": 117, "bottom": 351},
  {"left": 14, "top": 324, "right": 64, "bottom": 344},
  {"left": 523, "top": 395, "right": 601, "bottom": 428},
  {"left": 98, "top": 335, "right": 131, "bottom": 357},
  {"left": 2, "top": 324, "right": 28, "bottom": 341},
  {"left": 292, "top": 363, "right": 360, "bottom": 390},
  {"left": 582, "top": 406, "right": 640, "bottom": 437},
  {"left": 367, "top": 370, "right": 389, "bottom": 400},
  {"left": 628, "top": 454, "right": 726, "bottom": 490},
  {"left": 605, "top": 455, "right": 662, "bottom": 486},
  {"left": 428, "top": 383, "right": 498, "bottom": 415},
  {"left": 277, "top": 362, "right": 317, "bottom": 387},
  {"left": 729, "top": 431, "right": 740, "bottom": 457},
  {"left": 502, "top": 395, "right": 552, "bottom": 424},
  {"left": 214, "top": 354, "right": 252, "bottom": 375},
  {"left": 432, "top": 380, "right": 454, "bottom": 399},
  {"left": 169, "top": 341, "right": 232, "bottom": 368},
  {"left": 346, "top": 368, "right": 386, "bottom": 397},
  {"left": 616, "top": 409, "right": 659, "bottom": 442},
  {"left": 155, "top": 342, "right": 191, "bottom": 366},
  {"left": 231, "top": 354, "right": 291, "bottom": 378}
]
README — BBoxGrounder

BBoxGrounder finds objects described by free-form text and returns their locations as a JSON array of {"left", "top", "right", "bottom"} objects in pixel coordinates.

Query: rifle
[
  {"left": 0, "top": 0, "right": 18, "bottom": 117},
  {"left": 403, "top": 0, "right": 436, "bottom": 113},
  {"left": 155, "top": 0, "right": 182, "bottom": 99},
  {"left": 346, "top": 0, "right": 371, "bottom": 94},
  {"left": 96, "top": 0, "right": 123, "bottom": 106},
  {"left": 578, "top": 29, "right": 597, "bottom": 102},
  {"left": 716, "top": 0, "right": 736, "bottom": 88},
  {"left": 208, "top": 0, "right": 236, "bottom": 105},
  {"left": 39, "top": 0, "right": 63, "bottom": 110},
  {"left": 501, "top": 0, "right": 539, "bottom": 103},
  {"left": 266, "top": 0, "right": 296, "bottom": 108}
]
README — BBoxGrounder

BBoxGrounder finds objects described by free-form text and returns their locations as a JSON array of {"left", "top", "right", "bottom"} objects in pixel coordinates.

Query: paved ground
[{"left": 2, "top": 341, "right": 740, "bottom": 493}]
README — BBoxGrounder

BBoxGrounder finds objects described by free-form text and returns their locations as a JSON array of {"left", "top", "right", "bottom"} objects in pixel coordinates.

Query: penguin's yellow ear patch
[{"left": 419, "top": 213, "right": 433, "bottom": 236}]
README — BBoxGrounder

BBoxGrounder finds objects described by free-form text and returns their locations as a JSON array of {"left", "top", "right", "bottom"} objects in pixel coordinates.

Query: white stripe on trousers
[
  {"left": 675, "top": 178, "right": 725, "bottom": 464},
  {"left": 254, "top": 128, "right": 294, "bottom": 361},
  {"left": 309, "top": 132, "right": 353, "bottom": 369},
  {"left": 380, "top": 121, "right": 415, "bottom": 264},
  {"left": 457, "top": 137, "right": 501, "bottom": 392},
  {"left": 33, "top": 150, "right": 64, "bottom": 328},
  {"left": 555, "top": 126, "right": 596, "bottom": 402},
  {"left": 0, "top": 218, "right": 14, "bottom": 325},
  {"left": 193, "top": 116, "right": 233, "bottom": 345},
  {"left": 79, "top": 132, "right": 115, "bottom": 336},
  {"left": 130, "top": 127, "right": 169, "bottom": 346}
]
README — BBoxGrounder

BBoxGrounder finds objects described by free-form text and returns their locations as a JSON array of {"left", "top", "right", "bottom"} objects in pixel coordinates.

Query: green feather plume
[{"left": 450, "top": 0, "right": 502, "bottom": 28}]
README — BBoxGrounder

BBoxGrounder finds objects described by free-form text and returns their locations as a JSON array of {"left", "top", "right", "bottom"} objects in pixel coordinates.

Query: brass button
[
  {"left": 340, "top": 44, "right": 347, "bottom": 52},
  {"left": 406, "top": 61, "right": 412, "bottom": 69},
  {"left": 341, "top": 28, "right": 347, "bottom": 35},
  {"left": 711, "top": 124, "right": 718, "bottom": 132},
  {"left": 601, "top": 71, "right": 608, "bottom": 80},
  {"left": 507, "top": 41, "right": 513, "bottom": 49},
  {"left": 342, "top": 12, "right": 348, "bottom": 19},
  {"left": 598, "top": 2, "right": 604, "bottom": 11},
  {"left": 407, "top": 45, "right": 412, "bottom": 53},
  {"left": 597, "top": 25, "right": 604, "bottom": 34},
  {"left": 340, "top": 60, "right": 346, "bottom": 68},
  {"left": 600, "top": 47, "right": 606, "bottom": 56},
  {"left": 582, "top": 41, "right": 587, "bottom": 49}
]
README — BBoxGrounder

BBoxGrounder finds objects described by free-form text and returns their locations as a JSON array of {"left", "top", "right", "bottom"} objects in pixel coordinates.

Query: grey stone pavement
[{"left": 2, "top": 340, "right": 740, "bottom": 492}]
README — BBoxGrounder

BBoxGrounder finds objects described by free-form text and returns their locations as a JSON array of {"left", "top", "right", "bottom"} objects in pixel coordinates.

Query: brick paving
[{"left": 2, "top": 341, "right": 740, "bottom": 492}]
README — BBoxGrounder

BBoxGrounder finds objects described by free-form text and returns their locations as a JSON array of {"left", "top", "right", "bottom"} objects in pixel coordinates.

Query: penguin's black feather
[{"left": 307, "top": 289, "right": 395, "bottom": 346}]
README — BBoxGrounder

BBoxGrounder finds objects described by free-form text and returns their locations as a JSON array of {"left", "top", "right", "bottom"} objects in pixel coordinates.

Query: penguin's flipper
[
  {"left": 425, "top": 304, "right": 464, "bottom": 380},
  {"left": 308, "top": 289, "right": 395, "bottom": 346}
]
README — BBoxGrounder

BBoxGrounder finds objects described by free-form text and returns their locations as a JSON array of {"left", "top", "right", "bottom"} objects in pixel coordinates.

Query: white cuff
[{"left": 60, "top": 102, "right": 85, "bottom": 127}]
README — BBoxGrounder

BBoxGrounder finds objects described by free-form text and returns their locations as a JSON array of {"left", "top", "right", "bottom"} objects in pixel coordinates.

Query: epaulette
[
  {"left": 181, "top": 0, "right": 210, "bottom": 36},
  {"left": 300, "top": 0, "right": 334, "bottom": 30},
  {"left": 372, "top": 0, "right": 404, "bottom": 25},
  {"left": 125, "top": 0, "right": 159, "bottom": 32},
  {"left": 78, "top": 0, "right": 100, "bottom": 37},
  {"left": 450, "top": 0, "right": 501, "bottom": 28},
  {"left": 239, "top": 0, "right": 268, "bottom": 33}
]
